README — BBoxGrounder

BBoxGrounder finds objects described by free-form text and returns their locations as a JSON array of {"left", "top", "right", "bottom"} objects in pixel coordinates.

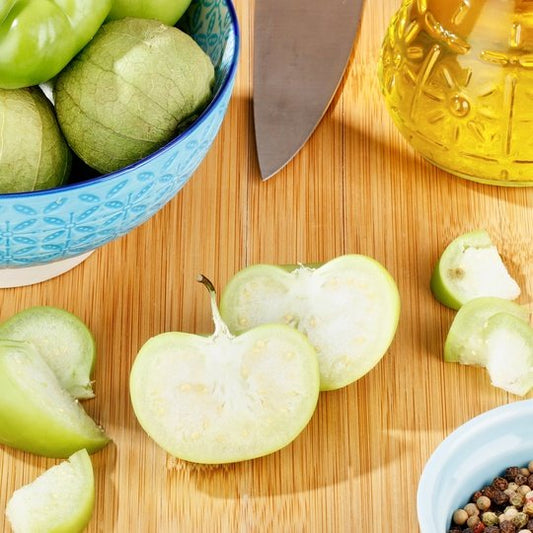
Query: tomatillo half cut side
[
  {"left": 444, "top": 297, "right": 529, "bottom": 366},
  {"left": 5, "top": 449, "right": 95, "bottom": 533},
  {"left": 130, "top": 276, "right": 320, "bottom": 464},
  {"left": 219, "top": 255, "right": 401, "bottom": 391},
  {"left": 0, "top": 340, "right": 109, "bottom": 458},
  {"left": 0, "top": 306, "right": 96, "bottom": 399},
  {"left": 430, "top": 230, "right": 521, "bottom": 310}
]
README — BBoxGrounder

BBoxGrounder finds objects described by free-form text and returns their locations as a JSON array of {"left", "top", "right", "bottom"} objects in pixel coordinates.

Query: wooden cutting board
[{"left": 1, "top": 0, "right": 533, "bottom": 531}]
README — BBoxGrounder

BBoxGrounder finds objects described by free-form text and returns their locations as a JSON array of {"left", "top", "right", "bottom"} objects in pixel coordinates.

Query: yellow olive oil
[{"left": 378, "top": 0, "right": 533, "bottom": 185}]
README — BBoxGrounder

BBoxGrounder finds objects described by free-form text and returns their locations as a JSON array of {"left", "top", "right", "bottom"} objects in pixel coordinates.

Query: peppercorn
[
  {"left": 468, "top": 515, "right": 481, "bottom": 528},
  {"left": 513, "top": 513, "right": 529, "bottom": 529},
  {"left": 483, "top": 512, "right": 499, "bottom": 526},
  {"left": 528, "top": 519, "right": 533, "bottom": 530},
  {"left": 528, "top": 475, "right": 533, "bottom": 488},
  {"left": 472, "top": 490, "right": 484, "bottom": 502},
  {"left": 454, "top": 509, "right": 469, "bottom": 525},
  {"left": 485, "top": 527, "right": 500, "bottom": 533},
  {"left": 528, "top": 461, "right": 533, "bottom": 473},
  {"left": 496, "top": 478, "right": 511, "bottom": 491},
  {"left": 504, "top": 508, "right": 520, "bottom": 521},
  {"left": 525, "top": 502, "right": 533, "bottom": 516},
  {"left": 478, "top": 496, "right": 492, "bottom": 511},
  {"left": 500, "top": 520, "right": 516, "bottom": 533},
  {"left": 482, "top": 486, "right": 510, "bottom": 507},
  {"left": 472, "top": 523, "right": 486, "bottom": 533},
  {"left": 516, "top": 475, "right": 529, "bottom": 486},
  {"left": 511, "top": 493, "right": 526, "bottom": 507},
  {"left": 506, "top": 468, "right": 522, "bottom": 481},
  {"left": 466, "top": 503, "right": 481, "bottom": 516}
]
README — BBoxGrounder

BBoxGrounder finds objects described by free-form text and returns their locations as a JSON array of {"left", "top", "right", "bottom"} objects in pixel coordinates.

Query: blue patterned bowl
[
  {"left": 0, "top": 0, "right": 239, "bottom": 287},
  {"left": 417, "top": 400, "right": 533, "bottom": 532}
]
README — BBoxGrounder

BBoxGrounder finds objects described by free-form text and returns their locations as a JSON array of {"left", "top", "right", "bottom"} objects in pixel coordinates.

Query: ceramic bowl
[
  {"left": 417, "top": 399, "right": 533, "bottom": 532},
  {"left": 0, "top": 0, "right": 239, "bottom": 288}
]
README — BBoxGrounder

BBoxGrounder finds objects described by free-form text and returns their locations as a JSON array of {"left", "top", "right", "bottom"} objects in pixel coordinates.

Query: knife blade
[{"left": 253, "top": 0, "right": 364, "bottom": 180}]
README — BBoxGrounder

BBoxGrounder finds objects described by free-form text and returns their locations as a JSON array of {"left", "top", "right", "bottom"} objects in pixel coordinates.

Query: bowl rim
[
  {"left": 0, "top": 0, "right": 240, "bottom": 200},
  {"left": 417, "top": 399, "right": 533, "bottom": 531}
]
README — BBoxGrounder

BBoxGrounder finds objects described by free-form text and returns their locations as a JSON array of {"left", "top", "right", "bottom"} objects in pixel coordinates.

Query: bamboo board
[{"left": 1, "top": 1, "right": 533, "bottom": 531}]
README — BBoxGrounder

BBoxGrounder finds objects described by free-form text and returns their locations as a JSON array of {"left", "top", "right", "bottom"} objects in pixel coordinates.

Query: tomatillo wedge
[
  {"left": 0, "top": 340, "right": 109, "bottom": 458},
  {"left": 431, "top": 230, "right": 520, "bottom": 310},
  {"left": 5, "top": 449, "right": 95, "bottom": 533},
  {"left": 484, "top": 312, "right": 533, "bottom": 396},
  {"left": 444, "top": 297, "right": 529, "bottom": 366},
  {"left": 219, "top": 255, "right": 401, "bottom": 391},
  {"left": 130, "top": 276, "right": 320, "bottom": 464},
  {"left": 0, "top": 306, "right": 96, "bottom": 399}
]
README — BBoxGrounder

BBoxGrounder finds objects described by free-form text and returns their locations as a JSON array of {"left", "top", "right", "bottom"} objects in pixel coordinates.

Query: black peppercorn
[
  {"left": 472, "top": 490, "right": 483, "bottom": 502},
  {"left": 514, "top": 473, "right": 528, "bottom": 486},
  {"left": 499, "top": 520, "right": 516, "bottom": 533},
  {"left": 505, "top": 468, "right": 521, "bottom": 481},
  {"left": 483, "top": 485, "right": 509, "bottom": 506},
  {"left": 493, "top": 477, "right": 509, "bottom": 491}
]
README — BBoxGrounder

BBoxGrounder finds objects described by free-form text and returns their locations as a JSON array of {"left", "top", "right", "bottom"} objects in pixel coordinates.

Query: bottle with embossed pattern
[{"left": 378, "top": 0, "right": 533, "bottom": 186}]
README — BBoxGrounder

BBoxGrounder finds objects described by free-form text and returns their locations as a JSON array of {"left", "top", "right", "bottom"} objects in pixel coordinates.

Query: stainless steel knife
[{"left": 253, "top": 0, "right": 364, "bottom": 180}]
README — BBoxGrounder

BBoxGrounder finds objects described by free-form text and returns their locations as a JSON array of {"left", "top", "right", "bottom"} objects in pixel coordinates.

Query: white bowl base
[{"left": 0, "top": 251, "right": 94, "bottom": 288}]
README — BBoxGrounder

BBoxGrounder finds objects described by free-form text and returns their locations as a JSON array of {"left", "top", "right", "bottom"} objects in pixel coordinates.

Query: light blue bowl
[
  {"left": 0, "top": 0, "right": 239, "bottom": 283},
  {"left": 417, "top": 399, "right": 533, "bottom": 532}
]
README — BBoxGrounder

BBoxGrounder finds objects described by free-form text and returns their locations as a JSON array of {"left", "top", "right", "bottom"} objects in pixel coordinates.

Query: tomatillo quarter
[{"left": 0, "top": 0, "right": 112, "bottom": 89}]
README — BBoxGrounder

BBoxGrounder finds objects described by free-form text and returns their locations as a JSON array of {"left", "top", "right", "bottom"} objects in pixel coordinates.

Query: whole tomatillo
[
  {"left": 107, "top": 0, "right": 193, "bottom": 26},
  {"left": 0, "top": 87, "right": 71, "bottom": 193},
  {"left": 0, "top": 0, "right": 112, "bottom": 89},
  {"left": 54, "top": 17, "right": 215, "bottom": 174}
]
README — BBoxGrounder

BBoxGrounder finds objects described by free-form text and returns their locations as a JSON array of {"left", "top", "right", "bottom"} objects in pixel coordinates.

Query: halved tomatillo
[
  {"left": 130, "top": 276, "right": 320, "bottom": 464},
  {"left": 219, "top": 255, "right": 401, "bottom": 391}
]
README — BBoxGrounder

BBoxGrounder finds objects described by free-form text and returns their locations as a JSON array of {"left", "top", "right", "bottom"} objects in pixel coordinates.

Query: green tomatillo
[
  {"left": 219, "top": 255, "right": 401, "bottom": 391},
  {"left": 6, "top": 449, "right": 96, "bottom": 533},
  {"left": 0, "top": 0, "right": 112, "bottom": 89},
  {"left": 107, "top": 0, "right": 193, "bottom": 26},
  {"left": 130, "top": 276, "right": 320, "bottom": 464},
  {"left": 0, "top": 87, "right": 71, "bottom": 193},
  {"left": 0, "top": 339, "right": 109, "bottom": 458}
]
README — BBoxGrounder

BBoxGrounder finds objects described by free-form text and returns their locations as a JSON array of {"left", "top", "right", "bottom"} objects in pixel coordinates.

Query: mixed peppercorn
[{"left": 448, "top": 461, "right": 533, "bottom": 533}]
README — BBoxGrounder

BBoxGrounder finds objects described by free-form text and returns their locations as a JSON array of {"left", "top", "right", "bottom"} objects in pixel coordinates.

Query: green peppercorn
[
  {"left": 514, "top": 512, "right": 529, "bottom": 529},
  {"left": 512, "top": 493, "right": 526, "bottom": 507},
  {"left": 482, "top": 511, "right": 499, "bottom": 526}
]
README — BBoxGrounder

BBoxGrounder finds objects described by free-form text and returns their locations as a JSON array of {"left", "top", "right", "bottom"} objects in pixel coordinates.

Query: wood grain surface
[{"left": 2, "top": 0, "right": 533, "bottom": 531}]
